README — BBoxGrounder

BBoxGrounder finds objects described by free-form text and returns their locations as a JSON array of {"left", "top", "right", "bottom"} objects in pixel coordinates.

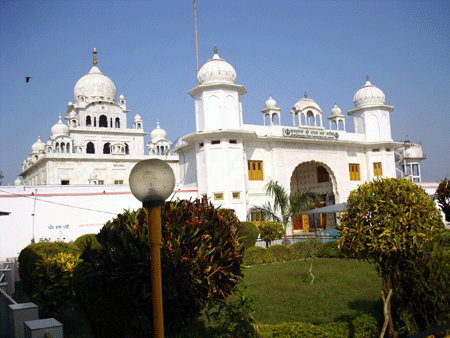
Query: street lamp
[{"left": 129, "top": 159, "right": 175, "bottom": 338}]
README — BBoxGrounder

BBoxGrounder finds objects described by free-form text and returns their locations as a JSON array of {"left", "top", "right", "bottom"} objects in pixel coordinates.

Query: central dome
[
  {"left": 197, "top": 47, "right": 237, "bottom": 85},
  {"left": 74, "top": 65, "right": 117, "bottom": 103}
]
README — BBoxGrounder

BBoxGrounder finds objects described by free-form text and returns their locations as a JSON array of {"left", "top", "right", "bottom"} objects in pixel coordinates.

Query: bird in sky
[{"left": 25, "top": 77, "right": 32, "bottom": 83}]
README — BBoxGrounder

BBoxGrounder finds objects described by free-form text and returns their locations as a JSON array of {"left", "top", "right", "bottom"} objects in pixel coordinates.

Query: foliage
[
  {"left": 243, "top": 246, "right": 266, "bottom": 265},
  {"left": 75, "top": 198, "right": 244, "bottom": 337},
  {"left": 337, "top": 178, "right": 444, "bottom": 337},
  {"left": 264, "top": 244, "right": 290, "bottom": 262},
  {"left": 318, "top": 240, "right": 345, "bottom": 258},
  {"left": 73, "top": 233, "right": 101, "bottom": 251},
  {"left": 259, "top": 313, "right": 378, "bottom": 338},
  {"left": 251, "top": 179, "right": 320, "bottom": 244},
  {"left": 239, "top": 221, "right": 260, "bottom": 249},
  {"left": 290, "top": 240, "right": 324, "bottom": 258},
  {"left": 435, "top": 177, "right": 450, "bottom": 222},
  {"left": 394, "top": 244, "right": 450, "bottom": 337},
  {"left": 18, "top": 242, "right": 79, "bottom": 299},
  {"left": 258, "top": 221, "right": 283, "bottom": 247},
  {"left": 32, "top": 252, "right": 81, "bottom": 319}
]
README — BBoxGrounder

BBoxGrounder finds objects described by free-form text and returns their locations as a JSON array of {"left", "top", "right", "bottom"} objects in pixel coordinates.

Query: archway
[{"left": 290, "top": 161, "right": 336, "bottom": 232}]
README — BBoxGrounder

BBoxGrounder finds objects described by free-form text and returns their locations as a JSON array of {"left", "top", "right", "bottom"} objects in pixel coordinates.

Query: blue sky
[{"left": 1, "top": 0, "right": 449, "bottom": 185}]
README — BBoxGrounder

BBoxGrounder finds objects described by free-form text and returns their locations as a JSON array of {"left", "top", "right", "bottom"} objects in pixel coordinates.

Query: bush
[
  {"left": 239, "top": 222, "right": 259, "bottom": 249},
  {"left": 18, "top": 242, "right": 79, "bottom": 299},
  {"left": 243, "top": 246, "right": 266, "bottom": 266},
  {"left": 291, "top": 240, "right": 324, "bottom": 259},
  {"left": 73, "top": 233, "right": 101, "bottom": 251},
  {"left": 32, "top": 252, "right": 81, "bottom": 319},
  {"left": 264, "top": 244, "right": 290, "bottom": 263},
  {"left": 319, "top": 240, "right": 345, "bottom": 258},
  {"left": 259, "top": 222, "right": 283, "bottom": 247},
  {"left": 75, "top": 198, "right": 244, "bottom": 337}
]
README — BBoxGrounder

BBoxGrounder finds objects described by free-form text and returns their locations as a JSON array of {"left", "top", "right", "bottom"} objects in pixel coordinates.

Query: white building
[{"left": 3, "top": 47, "right": 442, "bottom": 261}]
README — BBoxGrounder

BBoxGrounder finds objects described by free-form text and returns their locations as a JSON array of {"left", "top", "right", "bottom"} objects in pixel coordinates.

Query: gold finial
[
  {"left": 214, "top": 45, "right": 218, "bottom": 54},
  {"left": 93, "top": 48, "right": 97, "bottom": 66},
  {"left": 304, "top": 91, "right": 308, "bottom": 98}
]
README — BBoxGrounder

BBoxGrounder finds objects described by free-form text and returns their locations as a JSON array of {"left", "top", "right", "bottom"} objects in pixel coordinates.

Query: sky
[{"left": 0, "top": 0, "right": 449, "bottom": 186}]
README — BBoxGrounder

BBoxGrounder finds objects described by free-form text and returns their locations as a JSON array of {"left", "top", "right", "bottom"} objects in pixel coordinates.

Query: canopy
[{"left": 301, "top": 203, "right": 346, "bottom": 215}]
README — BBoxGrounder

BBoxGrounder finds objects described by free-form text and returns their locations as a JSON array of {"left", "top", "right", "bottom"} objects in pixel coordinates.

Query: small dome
[
  {"left": 51, "top": 115, "right": 70, "bottom": 137},
  {"left": 69, "top": 110, "right": 77, "bottom": 118},
  {"left": 68, "top": 101, "right": 73, "bottom": 106},
  {"left": 31, "top": 135, "right": 46, "bottom": 153},
  {"left": 331, "top": 104, "right": 343, "bottom": 116},
  {"left": 265, "top": 95, "right": 277, "bottom": 109},
  {"left": 15, "top": 177, "right": 22, "bottom": 186},
  {"left": 46, "top": 138, "right": 52, "bottom": 146},
  {"left": 74, "top": 65, "right": 116, "bottom": 103},
  {"left": 353, "top": 75, "right": 385, "bottom": 108},
  {"left": 134, "top": 113, "right": 142, "bottom": 122},
  {"left": 150, "top": 120, "right": 167, "bottom": 143},
  {"left": 197, "top": 47, "right": 237, "bottom": 85},
  {"left": 292, "top": 97, "right": 323, "bottom": 113},
  {"left": 89, "top": 171, "right": 97, "bottom": 180},
  {"left": 119, "top": 93, "right": 125, "bottom": 100}
]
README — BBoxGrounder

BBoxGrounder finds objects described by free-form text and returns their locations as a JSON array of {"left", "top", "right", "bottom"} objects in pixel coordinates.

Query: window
[
  {"left": 211, "top": 140, "right": 220, "bottom": 145},
  {"left": 98, "top": 180, "right": 104, "bottom": 185},
  {"left": 317, "top": 166, "right": 330, "bottom": 183},
  {"left": 229, "top": 139, "right": 237, "bottom": 144},
  {"left": 86, "top": 116, "right": 92, "bottom": 127},
  {"left": 248, "top": 160, "right": 263, "bottom": 180},
  {"left": 373, "top": 162, "right": 382, "bottom": 177},
  {"left": 103, "top": 142, "right": 111, "bottom": 154},
  {"left": 372, "top": 148, "right": 380, "bottom": 152},
  {"left": 114, "top": 180, "right": 123, "bottom": 185},
  {"left": 250, "top": 210, "right": 266, "bottom": 225},
  {"left": 115, "top": 117, "right": 120, "bottom": 128},
  {"left": 61, "top": 180, "right": 70, "bottom": 185},
  {"left": 99, "top": 115, "right": 108, "bottom": 127},
  {"left": 349, "top": 164, "right": 360, "bottom": 181},
  {"left": 199, "top": 142, "right": 204, "bottom": 147},
  {"left": 86, "top": 142, "right": 95, "bottom": 154},
  {"left": 412, "top": 164, "right": 419, "bottom": 176},
  {"left": 232, "top": 192, "right": 240, "bottom": 199},
  {"left": 214, "top": 193, "right": 223, "bottom": 200}
]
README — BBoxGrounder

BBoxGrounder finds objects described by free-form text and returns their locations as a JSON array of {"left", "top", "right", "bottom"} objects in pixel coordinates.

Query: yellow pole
[{"left": 148, "top": 205, "right": 164, "bottom": 338}]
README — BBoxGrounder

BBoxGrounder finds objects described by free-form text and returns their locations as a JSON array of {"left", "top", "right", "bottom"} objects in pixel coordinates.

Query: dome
[
  {"left": 265, "top": 95, "right": 277, "bottom": 109},
  {"left": 353, "top": 75, "right": 385, "bottom": 108},
  {"left": 31, "top": 135, "right": 46, "bottom": 153},
  {"left": 134, "top": 113, "right": 142, "bottom": 122},
  {"left": 331, "top": 103, "right": 343, "bottom": 116},
  {"left": 119, "top": 94, "right": 125, "bottom": 100},
  {"left": 51, "top": 115, "right": 70, "bottom": 137},
  {"left": 292, "top": 95, "right": 323, "bottom": 113},
  {"left": 15, "top": 177, "right": 22, "bottom": 186},
  {"left": 89, "top": 171, "right": 97, "bottom": 180},
  {"left": 197, "top": 47, "right": 237, "bottom": 85},
  {"left": 150, "top": 120, "right": 167, "bottom": 143},
  {"left": 74, "top": 65, "right": 116, "bottom": 103}
]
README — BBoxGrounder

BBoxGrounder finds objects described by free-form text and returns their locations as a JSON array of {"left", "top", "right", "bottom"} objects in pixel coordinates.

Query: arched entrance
[{"left": 290, "top": 161, "right": 336, "bottom": 232}]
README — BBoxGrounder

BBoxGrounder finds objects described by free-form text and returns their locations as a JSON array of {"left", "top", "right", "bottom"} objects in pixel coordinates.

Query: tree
[
  {"left": 337, "top": 178, "right": 444, "bottom": 338},
  {"left": 251, "top": 179, "right": 320, "bottom": 245},
  {"left": 259, "top": 221, "right": 283, "bottom": 247},
  {"left": 435, "top": 177, "right": 450, "bottom": 222}
]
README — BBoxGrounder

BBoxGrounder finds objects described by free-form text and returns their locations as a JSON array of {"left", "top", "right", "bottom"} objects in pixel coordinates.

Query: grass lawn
[{"left": 241, "top": 258, "right": 382, "bottom": 325}]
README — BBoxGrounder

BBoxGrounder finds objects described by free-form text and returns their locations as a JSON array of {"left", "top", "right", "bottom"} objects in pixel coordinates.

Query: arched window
[
  {"left": 99, "top": 115, "right": 108, "bottom": 127},
  {"left": 125, "top": 143, "right": 129, "bottom": 155},
  {"left": 61, "top": 143, "right": 65, "bottom": 152},
  {"left": 55, "top": 142, "right": 60, "bottom": 153},
  {"left": 66, "top": 143, "right": 70, "bottom": 153},
  {"left": 115, "top": 118, "right": 120, "bottom": 128},
  {"left": 307, "top": 111, "right": 315, "bottom": 126},
  {"left": 87, "top": 142, "right": 95, "bottom": 154},
  {"left": 86, "top": 116, "right": 92, "bottom": 127},
  {"left": 94, "top": 117, "right": 97, "bottom": 127},
  {"left": 103, "top": 142, "right": 111, "bottom": 154},
  {"left": 110, "top": 118, "right": 113, "bottom": 128}
]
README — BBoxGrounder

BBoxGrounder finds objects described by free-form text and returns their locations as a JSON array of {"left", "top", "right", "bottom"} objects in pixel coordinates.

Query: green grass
[{"left": 240, "top": 258, "right": 382, "bottom": 325}]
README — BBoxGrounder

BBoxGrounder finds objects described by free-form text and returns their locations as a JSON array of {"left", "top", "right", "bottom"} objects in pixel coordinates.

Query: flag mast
[{"left": 194, "top": 1, "right": 199, "bottom": 75}]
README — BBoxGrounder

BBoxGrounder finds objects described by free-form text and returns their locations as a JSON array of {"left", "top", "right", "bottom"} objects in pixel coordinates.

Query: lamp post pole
[{"left": 129, "top": 159, "right": 175, "bottom": 338}]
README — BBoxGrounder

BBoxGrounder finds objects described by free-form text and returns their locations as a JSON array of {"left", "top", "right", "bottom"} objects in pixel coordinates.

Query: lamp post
[{"left": 129, "top": 159, "right": 175, "bottom": 338}]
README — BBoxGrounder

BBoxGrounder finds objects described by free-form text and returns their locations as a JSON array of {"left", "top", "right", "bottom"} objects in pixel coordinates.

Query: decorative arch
[
  {"left": 99, "top": 115, "right": 108, "bottom": 128},
  {"left": 86, "top": 116, "right": 92, "bottom": 127},
  {"left": 103, "top": 142, "right": 111, "bottom": 154},
  {"left": 290, "top": 161, "right": 337, "bottom": 232},
  {"left": 86, "top": 142, "right": 95, "bottom": 154},
  {"left": 115, "top": 117, "right": 120, "bottom": 128}
]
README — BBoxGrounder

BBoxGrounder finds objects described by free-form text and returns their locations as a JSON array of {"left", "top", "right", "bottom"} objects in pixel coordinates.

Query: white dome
[
  {"left": 265, "top": 95, "right": 277, "bottom": 109},
  {"left": 331, "top": 104, "right": 343, "bottom": 116},
  {"left": 197, "top": 47, "right": 237, "bottom": 85},
  {"left": 134, "top": 113, "right": 142, "bottom": 122},
  {"left": 119, "top": 93, "right": 125, "bottom": 100},
  {"left": 353, "top": 76, "right": 385, "bottom": 108},
  {"left": 31, "top": 136, "right": 46, "bottom": 153},
  {"left": 89, "top": 171, "right": 98, "bottom": 180},
  {"left": 15, "top": 177, "right": 22, "bottom": 186},
  {"left": 51, "top": 115, "right": 70, "bottom": 137},
  {"left": 150, "top": 120, "right": 167, "bottom": 143},
  {"left": 74, "top": 65, "right": 116, "bottom": 103},
  {"left": 292, "top": 97, "right": 323, "bottom": 113}
]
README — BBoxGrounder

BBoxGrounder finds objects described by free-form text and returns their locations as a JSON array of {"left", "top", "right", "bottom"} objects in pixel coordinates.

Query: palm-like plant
[{"left": 250, "top": 179, "right": 321, "bottom": 245}]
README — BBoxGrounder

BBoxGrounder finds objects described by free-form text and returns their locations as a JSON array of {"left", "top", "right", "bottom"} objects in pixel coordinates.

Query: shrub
[
  {"left": 291, "top": 240, "right": 324, "bottom": 259},
  {"left": 18, "top": 242, "right": 79, "bottom": 299},
  {"left": 259, "top": 222, "right": 283, "bottom": 247},
  {"left": 319, "top": 240, "right": 344, "bottom": 258},
  {"left": 264, "top": 244, "right": 290, "bottom": 263},
  {"left": 32, "top": 252, "right": 81, "bottom": 319},
  {"left": 239, "top": 222, "right": 259, "bottom": 249},
  {"left": 75, "top": 198, "right": 244, "bottom": 337},
  {"left": 73, "top": 233, "right": 101, "bottom": 251},
  {"left": 243, "top": 246, "right": 266, "bottom": 266}
]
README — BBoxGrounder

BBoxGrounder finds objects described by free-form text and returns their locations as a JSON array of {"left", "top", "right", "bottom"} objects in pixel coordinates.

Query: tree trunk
[{"left": 380, "top": 276, "right": 394, "bottom": 338}]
